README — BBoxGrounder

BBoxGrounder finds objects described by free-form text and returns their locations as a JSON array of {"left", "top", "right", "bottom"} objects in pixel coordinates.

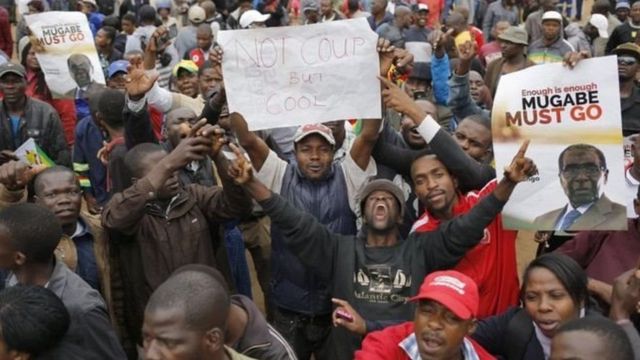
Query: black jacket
[
  {"left": 0, "top": 97, "right": 70, "bottom": 166},
  {"left": 259, "top": 191, "right": 506, "bottom": 359}
]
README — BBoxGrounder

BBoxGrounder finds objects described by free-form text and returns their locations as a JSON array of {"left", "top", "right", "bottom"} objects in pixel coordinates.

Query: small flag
[{"left": 15, "top": 138, "right": 55, "bottom": 167}]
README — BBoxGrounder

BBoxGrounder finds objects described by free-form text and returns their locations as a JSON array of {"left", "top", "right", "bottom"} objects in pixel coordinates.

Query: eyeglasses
[
  {"left": 560, "top": 164, "right": 605, "bottom": 177},
  {"left": 617, "top": 56, "right": 637, "bottom": 66}
]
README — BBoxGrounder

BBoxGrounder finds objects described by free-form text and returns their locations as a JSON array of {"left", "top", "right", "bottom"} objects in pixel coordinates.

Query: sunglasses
[{"left": 617, "top": 55, "right": 638, "bottom": 65}]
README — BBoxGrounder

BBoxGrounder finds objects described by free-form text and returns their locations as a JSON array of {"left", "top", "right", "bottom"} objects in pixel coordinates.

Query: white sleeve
[
  {"left": 415, "top": 115, "right": 442, "bottom": 143},
  {"left": 146, "top": 78, "right": 174, "bottom": 113},
  {"left": 254, "top": 150, "right": 288, "bottom": 194},
  {"left": 341, "top": 152, "right": 377, "bottom": 213}
]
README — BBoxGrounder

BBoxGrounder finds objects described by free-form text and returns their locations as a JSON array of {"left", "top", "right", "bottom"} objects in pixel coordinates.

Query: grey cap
[
  {"left": 497, "top": 26, "right": 528, "bottom": 46},
  {"left": 358, "top": 179, "right": 405, "bottom": 217},
  {"left": 0, "top": 62, "right": 26, "bottom": 79}
]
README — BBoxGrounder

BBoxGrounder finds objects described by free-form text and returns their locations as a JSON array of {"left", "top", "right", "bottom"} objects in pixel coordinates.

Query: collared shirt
[
  {"left": 527, "top": 37, "right": 575, "bottom": 65},
  {"left": 555, "top": 202, "right": 594, "bottom": 231},
  {"left": 399, "top": 333, "right": 482, "bottom": 360},
  {"left": 71, "top": 218, "right": 100, "bottom": 290}
]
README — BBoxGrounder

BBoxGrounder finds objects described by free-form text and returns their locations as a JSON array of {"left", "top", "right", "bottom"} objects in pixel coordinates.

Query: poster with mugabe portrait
[
  {"left": 492, "top": 56, "right": 627, "bottom": 231},
  {"left": 25, "top": 12, "right": 105, "bottom": 99}
]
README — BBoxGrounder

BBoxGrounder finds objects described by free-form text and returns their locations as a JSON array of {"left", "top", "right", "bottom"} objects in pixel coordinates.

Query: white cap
[
  {"left": 541, "top": 10, "right": 563, "bottom": 22},
  {"left": 82, "top": 0, "right": 97, "bottom": 7},
  {"left": 239, "top": 9, "right": 271, "bottom": 28},
  {"left": 589, "top": 13, "right": 609, "bottom": 39},
  {"left": 417, "top": 3, "right": 428, "bottom": 11},
  {"left": 188, "top": 5, "right": 206, "bottom": 24}
]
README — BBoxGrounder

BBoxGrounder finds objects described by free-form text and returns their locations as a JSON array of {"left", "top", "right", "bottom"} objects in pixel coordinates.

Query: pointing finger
[{"left": 515, "top": 139, "right": 530, "bottom": 158}]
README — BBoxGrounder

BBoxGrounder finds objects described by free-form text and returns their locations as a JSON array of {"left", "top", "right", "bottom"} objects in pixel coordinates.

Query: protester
[
  {"left": 613, "top": 43, "right": 640, "bottom": 137},
  {"left": 184, "top": 24, "right": 214, "bottom": 67},
  {"left": 95, "top": 26, "right": 123, "bottom": 78},
  {"left": 301, "top": 0, "right": 321, "bottom": 24},
  {"left": 355, "top": 271, "right": 494, "bottom": 359},
  {"left": 80, "top": 0, "right": 105, "bottom": 35},
  {"left": 524, "top": 0, "right": 559, "bottom": 43},
  {"left": 224, "top": 123, "right": 536, "bottom": 359},
  {"left": 551, "top": 317, "right": 634, "bottom": 360},
  {"left": 102, "top": 120, "right": 252, "bottom": 346},
  {"left": 485, "top": 26, "right": 534, "bottom": 98},
  {"left": 404, "top": 4, "right": 432, "bottom": 64},
  {"left": 124, "top": 5, "right": 158, "bottom": 54},
  {"left": 320, "top": 0, "right": 343, "bottom": 21},
  {"left": 606, "top": 1, "right": 640, "bottom": 53},
  {"left": 472, "top": 254, "right": 598, "bottom": 360},
  {"left": 367, "top": 0, "right": 393, "bottom": 30},
  {"left": 376, "top": 5, "right": 412, "bottom": 48},
  {"left": 20, "top": 41, "right": 77, "bottom": 146},
  {"left": 175, "top": 5, "right": 207, "bottom": 57},
  {"left": 0, "top": 7, "right": 11, "bottom": 60},
  {"left": 481, "top": 0, "right": 519, "bottom": 41},
  {"left": 527, "top": 11, "right": 575, "bottom": 64},
  {"left": 0, "top": 203, "right": 126, "bottom": 358},
  {"left": 143, "top": 269, "right": 255, "bottom": 359},
  {"left": 0, "top": 62, "right": 70, "bottom": 167},
  {"left": 616, "top": 2, "right": 631, "bottom": 23},
  {"left": 174, "top": 264, "right": 297, "bottom": 360},
  {"left": 0, "top": 285, "right": 70, "bottom": 358},
  {"left": 478, "top": 20, "right": 510, "bottom": 66},
  {"left": 584, "top": 13, "right": 610, "bottom": 57}
]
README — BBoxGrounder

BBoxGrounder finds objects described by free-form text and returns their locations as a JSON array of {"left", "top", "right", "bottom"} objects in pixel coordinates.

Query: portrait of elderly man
[
  {"left": 63, "top": 53, "right": 102, "bottom": 99},
  {"left": 534, "top": 143, "right": 627, "bottom": 231}
]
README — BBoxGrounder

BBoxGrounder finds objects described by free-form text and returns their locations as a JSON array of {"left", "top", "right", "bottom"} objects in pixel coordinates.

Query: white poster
[
  {"left": 217, "top": 18, "right": 381, "bottom": 130},
  {"left": 25, "top": 12, "right": 105, "bottom": 99},
  {"left": 492, "top": 56, "right": 627, "bottom": 231}
]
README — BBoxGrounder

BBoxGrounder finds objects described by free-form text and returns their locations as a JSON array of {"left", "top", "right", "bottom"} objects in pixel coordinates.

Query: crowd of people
[{"left": 0, "top": 0, "right": 638, "bottom": 358}]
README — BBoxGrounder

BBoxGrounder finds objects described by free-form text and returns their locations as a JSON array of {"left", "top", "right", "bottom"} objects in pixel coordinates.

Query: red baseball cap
[{"left": 409, "top": 270, "right": 479, "bottom": 320}]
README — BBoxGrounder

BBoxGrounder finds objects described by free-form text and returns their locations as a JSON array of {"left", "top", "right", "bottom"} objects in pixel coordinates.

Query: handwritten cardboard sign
[
  {"left": 217, "top": 18, "right": 381, "bottom": 130},
  {"left": 25, "top": 12, "right": 105, "bottom": 99},
  {"left": 492, "top": 56, "right": 627, "bottom": 231}
]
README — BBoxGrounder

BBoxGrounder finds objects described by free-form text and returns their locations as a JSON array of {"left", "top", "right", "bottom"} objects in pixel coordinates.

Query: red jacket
[
  {"left": 355, "top": 322, "right": 495, "bottom": 360},
  {"left": 0, "top": 7, "right": 11, "bottom": 59},
  {"left": 411, "top": 180, "right": 519, "bottom": 318}
]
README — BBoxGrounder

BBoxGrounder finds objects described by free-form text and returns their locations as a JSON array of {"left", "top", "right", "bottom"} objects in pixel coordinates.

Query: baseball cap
[
  {"left": 293, "top": 123, "right": 336, "bottom": 146},
  {"left": 409, "top": 270, "right": 479, "bottom": 320},
  {"left": 156, "top": 0, "right": 172, "bottom": 9},
  {"left": 616, "top": 1, "right": 630, "bottom": 10},
  {"left": 541, "top": 10, "right": 563, "bottom": 22},
  {"left": 172, "top": 60, "right": 199, "bottom": 77},
  {"left": 613, "top": 42, "right": 640, "bottom": 61},
  {"left": 416, "top": 3, "right": 429, "bottom": 11},
  {"left": 82, "top": 0, "right": 97, "bottom": 6},
  {"left": 0, "top": 62, "right": 26, "bottom": 79},
  {"left": 301, "top": 0, "right": 319, "bottom": 13},
  {"left": 108, "top": 60, "right": 129, "bottom": 79},
  {"left": 239, "top": 9, "right": 271, "bottom": 28},
  {"left": 358, "top": 178, "right": 405, "bottom": 217},
  {"left": 497, "top": 26, "right": 528, "bottom": 45},
  {"left": 188, "top": 5, "right": 206, "bottom": 24},
  {"left": 588, "top": 14, "right": 609, "bottom": 39}
]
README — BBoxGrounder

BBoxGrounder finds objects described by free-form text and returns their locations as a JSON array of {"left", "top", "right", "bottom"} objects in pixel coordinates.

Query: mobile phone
[{"left": 336, "top": 309, "right": 354, "bottom": 322}]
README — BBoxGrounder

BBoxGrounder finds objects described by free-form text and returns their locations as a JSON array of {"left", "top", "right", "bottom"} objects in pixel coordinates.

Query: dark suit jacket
[
  {"left": 61, "top": 81, "right": 104, "bottom": 99},
  {"left": 533, "top": 194, "right": 627, "bottom": 231}
]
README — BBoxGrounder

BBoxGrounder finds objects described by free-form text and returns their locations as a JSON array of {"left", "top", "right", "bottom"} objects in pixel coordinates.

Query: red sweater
[
  {"left": 411, "top": 180, "right": 519, "bottom": 318},
  {"left": 355, "top": 322, "right": 495, "bottom": 360}
]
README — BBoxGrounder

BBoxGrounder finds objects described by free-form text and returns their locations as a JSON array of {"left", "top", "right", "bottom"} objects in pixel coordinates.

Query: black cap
[{"left": 0, "top": 62, "right": 26, "bottom": 79}]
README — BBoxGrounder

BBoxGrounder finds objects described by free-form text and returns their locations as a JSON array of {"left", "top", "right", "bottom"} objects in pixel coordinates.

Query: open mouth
[
  {"left": 374, "top": 204, "right": 387, "bottom": 220},
  {"left": 426, "top": 190, "right": 445, "bottom": 202},
  {"left": 420, "top": 334, "right": 444, "bottom": 353},
  {"left": 537, "top": 319, "right": 559, "bottom": 333}
]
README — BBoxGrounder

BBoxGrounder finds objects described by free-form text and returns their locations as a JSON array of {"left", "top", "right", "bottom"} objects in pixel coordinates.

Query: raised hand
[
  {"left": 226, "top": 143, "right": 253, "bottom": 185},
  {"left": 611, "top": 267, "right": 640, "bottom": 320},
  {"left": 457, "top": 40, "right": 477, "bottom": 62},
  {"left": 331, "top": 298, "right": 367, "bottom": 335},
  {"left": 0, "top": 150, "right": 18, "bottom": 166},
  {"left": 209, "top": 44, "right": 224, "bottom": 66},
  {"left": 0, "top": 160, "right": 46, "bottom": 191},
  {"left": 377, "top": 37, "right": 395, "bottom": 77},
  {"left": 379, "top": 75, "right": 426, "bottom": 122},
  {"left": 503, "top": 140, "right": 537, "bottom": 183},
  {"left": 197, "top": 124, "right": 229, "bottom": 158},
  {"left": 125, "top": 67, "right": 160, "bottom": 101},
  {"left": 164, "top": 135, "right": 213, "bottom": 171}
]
